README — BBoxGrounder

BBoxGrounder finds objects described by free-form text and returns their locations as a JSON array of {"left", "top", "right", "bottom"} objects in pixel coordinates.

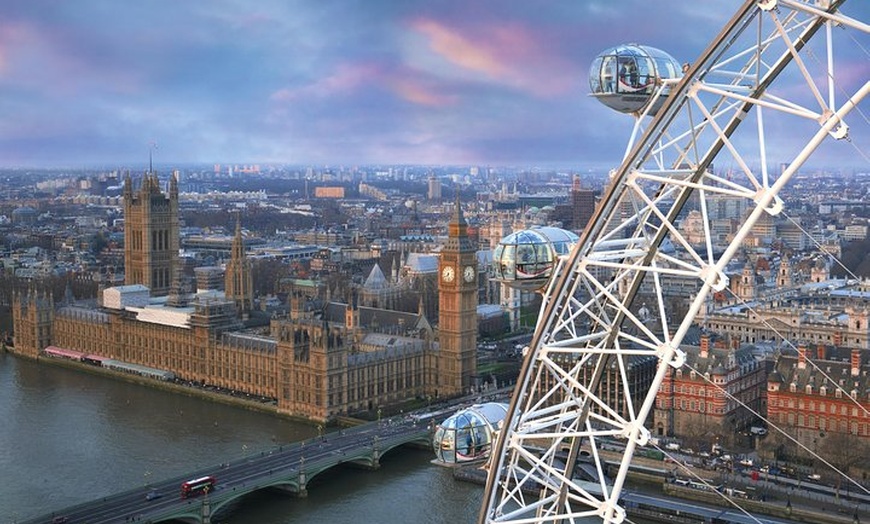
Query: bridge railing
[{"left": 20, "top": 413, "right": 444, "bottom": 523}]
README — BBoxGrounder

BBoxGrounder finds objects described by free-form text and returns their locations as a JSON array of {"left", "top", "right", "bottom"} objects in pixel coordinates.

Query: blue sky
[{"left": 0, "top": 1, "right": 866, "bottom": 169}]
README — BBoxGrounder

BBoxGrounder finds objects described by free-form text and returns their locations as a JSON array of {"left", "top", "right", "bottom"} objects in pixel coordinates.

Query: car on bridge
[{"left": 145, "top": 489, "right": 162, "bottom": 501}]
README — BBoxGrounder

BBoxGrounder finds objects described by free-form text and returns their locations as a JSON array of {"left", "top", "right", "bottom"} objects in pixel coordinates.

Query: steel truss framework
[{"left": 479, "top": 1, "right": 869, "bottom": 523}]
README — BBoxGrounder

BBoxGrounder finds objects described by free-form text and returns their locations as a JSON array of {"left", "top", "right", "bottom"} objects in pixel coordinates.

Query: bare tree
[{"left": 821, "top": 432, "right": 870, "bottom": 500}]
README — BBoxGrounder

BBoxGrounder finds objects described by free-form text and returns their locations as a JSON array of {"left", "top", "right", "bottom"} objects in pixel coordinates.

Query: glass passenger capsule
[
  {"left": 492, "top": 227, "right": 579, "bottom": 291},
  {"left": 432, "top": 403, "right": 509, "bottom": 465},
  {"left": 589, "top": 44, "right": 682, "bottom": 115}
]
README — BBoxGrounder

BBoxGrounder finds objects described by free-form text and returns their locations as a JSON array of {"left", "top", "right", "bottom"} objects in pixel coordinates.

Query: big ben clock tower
[{"left": 438, "top": 194, "right": 478, "bottom": 396}]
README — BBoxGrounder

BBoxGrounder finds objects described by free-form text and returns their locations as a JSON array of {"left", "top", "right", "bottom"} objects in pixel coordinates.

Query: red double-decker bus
[{"left": 180, "top": 475, "right": 216, "bottom": 498}]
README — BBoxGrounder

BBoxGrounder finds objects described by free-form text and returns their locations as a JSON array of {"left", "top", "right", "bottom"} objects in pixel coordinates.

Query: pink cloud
[
  {"left": 411, "top": 19, "right": 509, "bottom": 78},
  {"left": 391, "top": 77, "right": 456, "bottom": 106},
  {"left": 0, "top": 19, "right": 144, "bottom": 95},
  {"left": 271, "top": 62, "right": 381, "bottom": 102},
  {"left": 270, "top": 60, "right": 456, "bottom": 108},
  {"left": 0, "top": 21, "right": 36, "bottom": 74},
  {"left": 409, "top": 17, "right": 576, "bottom": 97}
]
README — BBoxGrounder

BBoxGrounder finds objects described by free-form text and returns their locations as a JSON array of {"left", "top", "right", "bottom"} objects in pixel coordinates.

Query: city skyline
[{"left": 1, "top": 1, "right": 867, "bottom": 169}]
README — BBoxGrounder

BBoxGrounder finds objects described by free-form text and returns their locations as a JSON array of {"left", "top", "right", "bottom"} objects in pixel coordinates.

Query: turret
[
  {"left": 777, "top": 254, "right": 792, "bottom": 288},
  {"left": 11, "top": 289, "right": 54, "bottom": 359},
  {"left": 225, "top": 215, "right": 253, "bottom": 319}
]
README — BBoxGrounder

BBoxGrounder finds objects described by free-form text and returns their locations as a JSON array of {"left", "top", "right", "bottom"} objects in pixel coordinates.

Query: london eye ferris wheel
[{"left": 479, "top": 1, "right": 869, "bottom": 523}]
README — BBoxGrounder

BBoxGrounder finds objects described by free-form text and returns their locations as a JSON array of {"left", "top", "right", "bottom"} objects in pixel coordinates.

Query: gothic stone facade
[
  {"left": 12, "top": 291, "right": 444, "bottom": 423},
  {"left": 11, "top": 197, "right": 479, "bottom": 424}
]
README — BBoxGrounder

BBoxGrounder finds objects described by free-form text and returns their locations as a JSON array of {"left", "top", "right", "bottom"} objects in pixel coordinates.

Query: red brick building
[
  {"left": 765, "top": 345, "right": 870, "bottom": 465},
  {"left": 654, "top": 335, "right": 766, "bottom": 448}
]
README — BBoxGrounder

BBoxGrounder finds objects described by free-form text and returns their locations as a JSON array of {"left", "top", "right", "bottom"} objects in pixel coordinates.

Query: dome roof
[
  {"left": 12, "top": 206, "right": 37, "bottom": 215},
  {"left": 534, "top": 226, "right": 580, "bottom": 255}
]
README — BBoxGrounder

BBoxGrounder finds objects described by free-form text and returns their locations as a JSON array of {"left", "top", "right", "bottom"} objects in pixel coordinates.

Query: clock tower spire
[{"left": 438, "top": 193, "right": 478, "bottom": 396}]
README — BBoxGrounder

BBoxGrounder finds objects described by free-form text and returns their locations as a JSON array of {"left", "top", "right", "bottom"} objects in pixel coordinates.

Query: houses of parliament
[{"left": 11, "top": 172, "right": 479, "bottom": 423}]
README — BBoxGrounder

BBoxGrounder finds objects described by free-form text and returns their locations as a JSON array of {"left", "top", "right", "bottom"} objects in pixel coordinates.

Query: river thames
[{"left": 0, "top": 353, "right": 484, "bottom": 524}]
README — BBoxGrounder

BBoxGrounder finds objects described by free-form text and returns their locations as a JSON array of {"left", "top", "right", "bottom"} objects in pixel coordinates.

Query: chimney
[
  {"left": 797, "top": 345, "right": 807, "bottom": 369},
  {"left": 700, "top": 335, "right": 710, "bottom": 359},
  {"left": 852, "top": 348, "right": 861, "bottom": 377},
  {"left": 816, "top": 344, "right": 826, "bottom": 361},
  {"left": 345, "top": 303, "right": 355, "bottom": 329}
]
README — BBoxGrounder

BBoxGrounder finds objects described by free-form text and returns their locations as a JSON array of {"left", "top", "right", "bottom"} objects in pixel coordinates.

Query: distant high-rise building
[
  {"left": 570, "top": 174, "right": 596, "bottom": 231},
  {"left": 123, "top": 171, "right": 179, "bottom": 296},
  {"left": 553, "top": 174, "right": 595, "bottom": 232},
  {"left": 428, "top": 175, "right": 442, "bottom": 201}
]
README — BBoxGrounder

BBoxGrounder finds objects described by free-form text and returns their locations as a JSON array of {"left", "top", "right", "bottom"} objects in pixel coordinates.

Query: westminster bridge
[{"left": 21, "top": 414, "right": 437, "bottom": 524}]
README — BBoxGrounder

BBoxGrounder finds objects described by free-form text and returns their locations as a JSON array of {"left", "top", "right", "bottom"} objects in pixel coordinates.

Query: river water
[{"left": 0, "top": 353, "right": 483, "bottom": 524}]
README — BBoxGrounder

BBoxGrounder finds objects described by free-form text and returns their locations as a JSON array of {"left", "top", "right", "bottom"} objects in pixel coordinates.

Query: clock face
[
  {"left": 463, "top": 265, "right": 475, "bottom": 282},
  {"left": 441, "top": 265, "right": 455, "bottom": 282}
]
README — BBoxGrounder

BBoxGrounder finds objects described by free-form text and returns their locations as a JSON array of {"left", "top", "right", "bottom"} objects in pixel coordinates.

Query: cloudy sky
[{"left": 0, "top": 1, "right": 866, "bottom": 169}]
